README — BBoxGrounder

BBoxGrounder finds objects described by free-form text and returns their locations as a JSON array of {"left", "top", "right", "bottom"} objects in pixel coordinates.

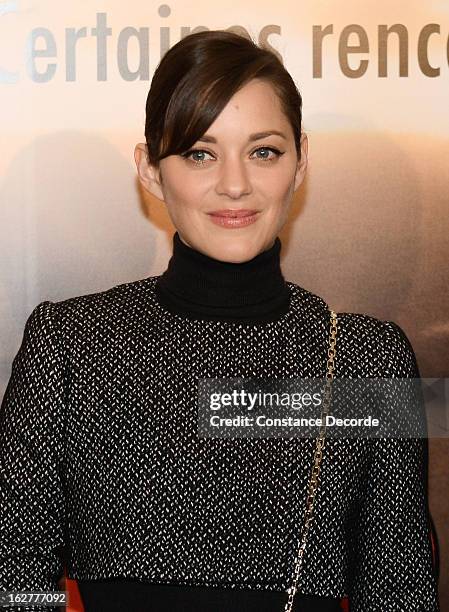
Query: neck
[{"left": 155, "top": 232, "right": 291, "bottom": 323}]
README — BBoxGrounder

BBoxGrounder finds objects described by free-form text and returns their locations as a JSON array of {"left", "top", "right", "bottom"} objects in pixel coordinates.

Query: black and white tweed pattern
[{"left": 0, "top": 277, "right": 439, "bottom": 611}]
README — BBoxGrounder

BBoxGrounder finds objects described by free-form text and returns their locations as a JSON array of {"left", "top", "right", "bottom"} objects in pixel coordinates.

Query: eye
[
  {"left": 252, "top": 146, "right": 283, "bottom": 162},
  {"left": 181, "top": 149, "right": 214, "bottom": 165},
  {"left": 180, "top": 146, "right": 285, "bottom": 166}
]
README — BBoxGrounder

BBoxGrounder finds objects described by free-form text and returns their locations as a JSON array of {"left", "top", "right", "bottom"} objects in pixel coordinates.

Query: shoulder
[
  {"left": 26, "top": 276, "right": 159, "bottom": 347},
  {"left": 287, "top": 283, "right": 418, "bottom": 378},
  {"left": 336, "top": 310, "right": 419, "bottom": 378},
  {"left": 54, "top": 275, "right": 157, "bottom": 318}
]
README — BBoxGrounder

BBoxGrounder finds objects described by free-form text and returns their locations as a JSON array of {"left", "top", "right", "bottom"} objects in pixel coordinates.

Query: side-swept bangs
[{"left": 145, "top": 30, "right": 303, "bottom": 167}]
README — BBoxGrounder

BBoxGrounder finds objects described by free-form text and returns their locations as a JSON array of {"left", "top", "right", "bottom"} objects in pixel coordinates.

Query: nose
[{"left": 215, "top": 155, "right": 252, "bottom": 199}]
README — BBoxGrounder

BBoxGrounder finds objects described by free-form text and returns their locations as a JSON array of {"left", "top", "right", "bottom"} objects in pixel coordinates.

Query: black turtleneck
[{"left": 154, "top": 231, "right": 291, "bottom": 323}]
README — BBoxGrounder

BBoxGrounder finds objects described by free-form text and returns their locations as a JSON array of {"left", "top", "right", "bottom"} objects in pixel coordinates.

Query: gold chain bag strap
[{"left": 283, "top": 307, "right": 338, "bottom": 612}]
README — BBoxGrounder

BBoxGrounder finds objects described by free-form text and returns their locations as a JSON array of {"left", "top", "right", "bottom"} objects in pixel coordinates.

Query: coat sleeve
[
  {"left": 348, "top": 320, "right": 439, "bottom": 611},
  {"left": 0, "top": 301, "right": 67, "bottom": 608}
]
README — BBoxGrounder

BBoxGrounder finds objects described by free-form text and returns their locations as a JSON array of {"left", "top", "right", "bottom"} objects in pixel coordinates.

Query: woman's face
[{"left": 135, "top": 78, "right": 308, "bottom": 262}]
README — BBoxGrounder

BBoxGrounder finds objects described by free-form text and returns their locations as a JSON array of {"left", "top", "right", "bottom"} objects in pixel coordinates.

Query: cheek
[
  {"left": 254, "top": 161, "right": 296, "bottom": 195},
  {"left": 166, "top": 169, "right": 209, "bottom": 209},
  {"left": 163, "top": 183, "right": 207, "bottom": 226}
]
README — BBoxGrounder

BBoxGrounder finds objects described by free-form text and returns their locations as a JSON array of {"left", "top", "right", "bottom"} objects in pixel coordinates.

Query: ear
[
  {"left": 293, "top": 132, "right": 308, "bottom": 192},
  {"left": 134, "top": 143, "right": 165, "bottom": 202}
]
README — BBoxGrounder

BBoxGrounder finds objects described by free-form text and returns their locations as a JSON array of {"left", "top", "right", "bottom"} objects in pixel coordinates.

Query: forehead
[
  {"left": 227, "top": 78, "right": 282, "bottom": 108},
  {"left": 204, "top": 79, "right": 290, "bottom": 137}
]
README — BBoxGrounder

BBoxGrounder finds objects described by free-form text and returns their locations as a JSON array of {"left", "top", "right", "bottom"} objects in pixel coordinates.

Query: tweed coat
[{"left": 0, "top": 277, "right": 439, "bottom": 611}]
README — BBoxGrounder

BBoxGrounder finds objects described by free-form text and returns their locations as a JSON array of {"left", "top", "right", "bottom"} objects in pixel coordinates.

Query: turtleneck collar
[{"left": 155, "top": 231, "right": 291, "bottom": 323}]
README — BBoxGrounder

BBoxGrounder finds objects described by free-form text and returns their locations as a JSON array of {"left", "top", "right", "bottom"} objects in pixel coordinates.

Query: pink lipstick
[{"left": 207, "top": 209, "right": 260, "bottom": 229}]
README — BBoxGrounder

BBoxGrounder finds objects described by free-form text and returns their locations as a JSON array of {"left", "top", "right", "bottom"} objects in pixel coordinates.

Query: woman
[{"left": 0, "top": 30, "right": 439, "bottom": 612}]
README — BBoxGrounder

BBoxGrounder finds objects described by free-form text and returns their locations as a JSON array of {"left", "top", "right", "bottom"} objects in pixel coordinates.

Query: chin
[{"left": 207, "top": 236, "right": 267, "bottom": 263}]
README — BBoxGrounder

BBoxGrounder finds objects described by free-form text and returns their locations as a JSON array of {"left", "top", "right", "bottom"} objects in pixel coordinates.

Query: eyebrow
[{"left": 197, "top": 130, "right": 287, "bottom": 143}]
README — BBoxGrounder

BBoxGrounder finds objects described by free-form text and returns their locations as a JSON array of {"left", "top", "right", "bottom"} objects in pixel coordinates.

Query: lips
[
  {"left": 208, "top": 209, "right": 258, "bottom": 218},
  {"left": 207, "top": 209, "right": 260, "bottom": 229}
]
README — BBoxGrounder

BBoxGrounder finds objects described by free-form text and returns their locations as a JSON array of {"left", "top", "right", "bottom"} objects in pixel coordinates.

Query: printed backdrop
[{"left": 1, "top": 1, "right": 448, "bottom": 607}]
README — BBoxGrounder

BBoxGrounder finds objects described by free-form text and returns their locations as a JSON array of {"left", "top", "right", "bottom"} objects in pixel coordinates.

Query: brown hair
[{"left": 144, "top": 30, "right": 303, "bottom": 168}]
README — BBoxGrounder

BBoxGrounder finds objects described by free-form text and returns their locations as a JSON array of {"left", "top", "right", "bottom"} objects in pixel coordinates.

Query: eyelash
[{"left": 181, "top": 146, "right": 284, "bottom": 166}]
